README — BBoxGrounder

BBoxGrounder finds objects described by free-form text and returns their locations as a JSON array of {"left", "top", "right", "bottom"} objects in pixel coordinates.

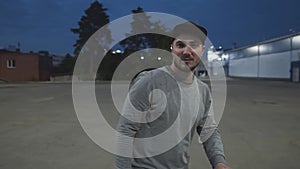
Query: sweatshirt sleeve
[
  {"left": 115, "top": 118, "right": 136, "bottom": 169},
  {"left": 115, "top": 72, "right": 150, "bottom": 169},
  {"left": 196, "top": 85, "right": 227, "bottom": 167},
  {"left": 202, "top": 129, "right": 227, "bottom": 167}
]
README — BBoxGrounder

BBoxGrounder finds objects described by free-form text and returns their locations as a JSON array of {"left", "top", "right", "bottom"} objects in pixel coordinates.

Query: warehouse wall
[
  {"left": 229, "top": 56, "right": 258, "bottom": 77},
  {"left": 258, "top": 51, "right": 290, "bottom": 78},
  {"left": 227, "top": 33, "right": 300, "bottom": 79}
]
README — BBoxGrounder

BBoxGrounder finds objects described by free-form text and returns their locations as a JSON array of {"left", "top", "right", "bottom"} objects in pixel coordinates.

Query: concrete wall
[
  {"left": 258, "top": 51, "right": 291, "bottom": 78},
  {"left": 227, "top": 33, "right": 300, "bottom": 79},
  {"left": 229, "top": 52, "right": 291, "bottom": 79},
  {"left": 229, "top": 56, "right": 258, "bottom": 77},
  {"left": 292, "top": 49, "right": 300, "bottom": 61}
]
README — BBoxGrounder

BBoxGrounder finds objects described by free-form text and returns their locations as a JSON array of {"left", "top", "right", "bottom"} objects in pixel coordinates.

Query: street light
[
  {"left": 157, "top": 57, "right": 161, "bottom": 61},
  {"left": 112, "top": 49, "right": 123, "bottom": 54}
]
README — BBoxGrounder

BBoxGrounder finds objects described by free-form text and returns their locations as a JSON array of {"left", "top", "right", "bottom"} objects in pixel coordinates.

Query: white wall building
[{"left": 224, "top": 33, "right": 300, "bottom": 79}]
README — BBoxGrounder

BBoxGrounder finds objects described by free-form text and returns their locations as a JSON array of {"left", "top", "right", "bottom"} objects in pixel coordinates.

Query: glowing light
[
  {"left": 248, "top": 46, "right": 259, "bottom": 52},
  {"left": 293, "top": 35, "right": 300, "bottom": 44},
  {"left": 112, "top": 49, "right": 122, "bottom": 54}
]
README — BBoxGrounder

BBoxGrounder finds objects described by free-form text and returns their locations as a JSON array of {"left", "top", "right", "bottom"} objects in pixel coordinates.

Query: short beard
[{"left": 174, "top": 59, "right": 198, "bottom": 73}]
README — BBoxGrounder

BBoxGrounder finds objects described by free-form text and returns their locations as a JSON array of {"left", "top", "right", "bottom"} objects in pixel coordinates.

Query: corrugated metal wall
[{"left": 228, "top": 34, "right": 300, "bottom": 79}]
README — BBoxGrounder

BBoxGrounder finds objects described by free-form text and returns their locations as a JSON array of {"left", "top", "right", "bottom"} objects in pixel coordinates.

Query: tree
[
  {"left": 118, "top": 6, "right": 172, "bottom": 76},
  {"left": 119, "top": 7, "right": 151, "bottom": 53},
  {"left": 71, "top": 1, "right": 112, "bottom": 56},
  {"left": 147, "top": 20, "right": 173, "bottom": 51},
  {"left": 120, "top": 6, "right": 172, "bottom": 53},
  {"left": 52, "top": 54, "right": 76, "bottom": 75}
]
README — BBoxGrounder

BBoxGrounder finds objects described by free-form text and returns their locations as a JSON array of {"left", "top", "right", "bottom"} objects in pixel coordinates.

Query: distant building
[
  {"left": 217, "top": 33, "right": 300, "bottom": 80},
  {"left": 0, "top": 50, "right": 52, "bottom": 82},
  {"left": 51, "top": 54, "right": 66, "bottom": 67}
]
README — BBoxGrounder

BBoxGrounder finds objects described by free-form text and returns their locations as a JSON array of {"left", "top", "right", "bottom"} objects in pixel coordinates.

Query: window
[{"left": 7, "top": 60, "right": 16, "bottom": 68}]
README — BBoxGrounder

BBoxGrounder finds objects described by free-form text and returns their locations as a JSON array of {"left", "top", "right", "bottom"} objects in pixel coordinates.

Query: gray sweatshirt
[{"left": 115, "top": 66, "right": 226, "bottom": 169}]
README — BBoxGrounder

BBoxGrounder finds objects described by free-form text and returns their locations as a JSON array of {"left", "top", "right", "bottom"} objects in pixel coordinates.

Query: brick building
[{"left": 0, "top": 50, "right": 52, "bottom": 82}]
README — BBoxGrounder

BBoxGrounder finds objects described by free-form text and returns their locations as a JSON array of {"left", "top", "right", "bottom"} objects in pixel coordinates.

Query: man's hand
[{"left": 214, "top": 162, "right": 232, "bottom": 169}]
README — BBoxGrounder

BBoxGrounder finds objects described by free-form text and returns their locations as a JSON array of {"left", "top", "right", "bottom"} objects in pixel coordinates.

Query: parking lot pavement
[{"left": 0, "top": 79, "right": 299, "bottom": 169}]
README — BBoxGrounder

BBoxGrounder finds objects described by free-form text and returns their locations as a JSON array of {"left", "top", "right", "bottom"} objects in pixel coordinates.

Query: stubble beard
[{"left": 174, "top": 57, "right": 198, "bottom": 73}]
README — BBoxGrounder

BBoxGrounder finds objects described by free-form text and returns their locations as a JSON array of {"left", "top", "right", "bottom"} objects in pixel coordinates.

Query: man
[{"left": 115, "top": 21, "right": 231, "bottom": 169}]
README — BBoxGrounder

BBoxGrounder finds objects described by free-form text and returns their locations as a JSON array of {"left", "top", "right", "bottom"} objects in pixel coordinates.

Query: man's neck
[{"left": 169, "top": 64, "right": 194, "bottom": 84}]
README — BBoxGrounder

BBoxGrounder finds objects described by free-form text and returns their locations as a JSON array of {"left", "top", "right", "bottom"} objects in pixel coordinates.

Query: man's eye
[
  {"left": 176, "top": 41, "right": 186, "bottom": 48},
  {"left": 189, "top": 42, "right": 201, "bottom": 49}
]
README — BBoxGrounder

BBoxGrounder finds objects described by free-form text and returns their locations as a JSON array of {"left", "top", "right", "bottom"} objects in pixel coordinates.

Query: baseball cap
[{"left": 172, "top": 21, "right": 208, "bottom": 44}]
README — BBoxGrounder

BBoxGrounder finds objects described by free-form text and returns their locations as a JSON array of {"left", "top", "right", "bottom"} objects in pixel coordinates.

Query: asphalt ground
[{"left": 0, "top": 78, "right": 299, "bottom": 169}]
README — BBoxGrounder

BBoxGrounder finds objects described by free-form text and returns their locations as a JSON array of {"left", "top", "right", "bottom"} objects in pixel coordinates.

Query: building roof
[{"left": 226, "top": 32, "right": 300, "bottom": 53}]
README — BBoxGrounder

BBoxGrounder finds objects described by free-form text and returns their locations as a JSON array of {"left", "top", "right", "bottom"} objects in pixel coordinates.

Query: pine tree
[
  {"left": 120, "top": 6, "right": 153, "bottom": 53},
  {"left": 59, "top": 54, "right": 76, "bottom": 74},
  {"left": 119, "top": 6, "right": 172, "bottom": 73},
  {"left": 120, "top": 6, "right": 172, "bottom": 54},
  {"left": 71, "top": 1, "right": 112, "bottom": 56}
]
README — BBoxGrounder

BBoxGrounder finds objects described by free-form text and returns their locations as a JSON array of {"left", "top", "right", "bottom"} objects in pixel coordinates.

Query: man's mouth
[{"left": 181, "top": 58, "right": 193, "bottom": 63}]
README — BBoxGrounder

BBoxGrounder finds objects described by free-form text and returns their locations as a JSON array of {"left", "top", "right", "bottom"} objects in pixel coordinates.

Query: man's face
[{"left": 171, "top": 33, "right": 205, "bottom": 72}]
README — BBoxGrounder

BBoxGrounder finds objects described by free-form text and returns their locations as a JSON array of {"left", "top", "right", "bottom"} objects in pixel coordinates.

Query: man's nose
[{"left": 183, "top": 45, "right": 193, "bottom": 55}]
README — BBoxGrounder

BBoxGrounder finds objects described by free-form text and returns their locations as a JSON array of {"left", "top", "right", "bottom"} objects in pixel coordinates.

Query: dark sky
[{"left": 1, "top": 0, "right": 300, "bottom": 54}]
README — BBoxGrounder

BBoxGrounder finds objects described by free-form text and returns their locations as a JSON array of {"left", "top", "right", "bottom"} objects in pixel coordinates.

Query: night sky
[{"left": 1, "top": 0, "right": 300, "bottom": 54}]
